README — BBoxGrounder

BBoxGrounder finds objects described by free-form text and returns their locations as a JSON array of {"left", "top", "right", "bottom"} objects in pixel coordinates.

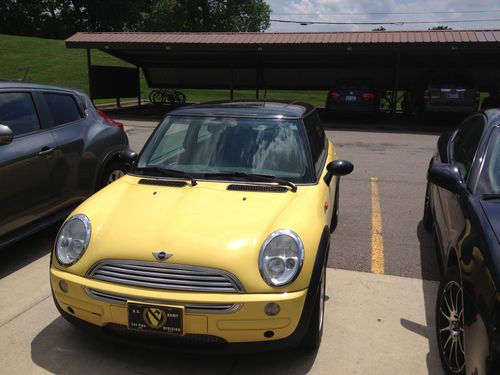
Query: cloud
[{"left": 267, "top": 0, "right": 500, "bottom": 32}]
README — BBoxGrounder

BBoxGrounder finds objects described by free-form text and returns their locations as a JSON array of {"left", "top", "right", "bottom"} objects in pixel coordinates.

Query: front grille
[
  {"left": 84, "top": 288, "right": 242, "bottom": 314},
  {"left": 227, "top": 184, "right": 288, "bottom": 192},
  {"left": 87, "top": 260, "right": 244, "bottom": 293},
  {"left": 104, "top": 324, "right": 227, "bottom": 348}
]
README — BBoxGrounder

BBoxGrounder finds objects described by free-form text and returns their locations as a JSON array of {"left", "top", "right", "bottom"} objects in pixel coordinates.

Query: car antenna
[{"left": 19, "top": 67, "right": 30, "bottom": 81}]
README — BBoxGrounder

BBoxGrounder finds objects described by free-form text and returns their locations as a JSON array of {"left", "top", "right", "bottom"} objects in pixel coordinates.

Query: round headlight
[
  {"left": 55, "top": 214, "right": 91, "bottom": 266},
  {"left": 259, "top": 229, "right": 304, "bottom": 287}
]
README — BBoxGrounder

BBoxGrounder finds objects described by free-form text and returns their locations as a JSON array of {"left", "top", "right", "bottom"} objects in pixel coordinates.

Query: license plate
[
  {"left": 447, "top": 93, "right": 459, "bottom": 99},
  {"left": 345, "top": 95, "right": 356, "bottom": 101},
  {"left": 128, "top": 302, "right": 183, "bottom": 335}
]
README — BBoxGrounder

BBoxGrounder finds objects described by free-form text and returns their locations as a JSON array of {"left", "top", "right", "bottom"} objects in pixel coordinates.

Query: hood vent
[
  {"left": 138, "top": 179, "right": 187, "bottom": 187},
  {"left": 227, "top": 184, "right": 288, "bottom": 193}
]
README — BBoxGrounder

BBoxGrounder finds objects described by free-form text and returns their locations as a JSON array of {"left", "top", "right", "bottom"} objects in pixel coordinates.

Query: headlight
[
  {"left": 55, "top": 214, "right": 91, "bottom": 266},
  {"left": 259, "top": 229, "right": 304, "bottom": 287}
]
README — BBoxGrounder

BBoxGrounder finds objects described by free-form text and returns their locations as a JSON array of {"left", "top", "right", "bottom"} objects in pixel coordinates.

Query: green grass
[{"left": 0, "top": 34, "right": 329, "bottom": 107}]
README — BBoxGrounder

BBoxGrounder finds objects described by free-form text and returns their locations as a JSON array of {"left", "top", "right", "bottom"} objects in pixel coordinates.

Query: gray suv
[{"left": 0, "top": 81, "right": 133, "bottom": 248}]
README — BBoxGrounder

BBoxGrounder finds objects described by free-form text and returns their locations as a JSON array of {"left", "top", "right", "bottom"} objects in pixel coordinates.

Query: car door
[
  {"left": 439, "top": 116, "right": 485, "bottom": 254},
  {"left": 41, "top": 90, "right": 89, "bottom": 206},
  {"left": 303, "top": 112, "right": 334, "bottom": 222},
  {"left": 0, "top": 91, "right": 59, "bottom": 237}
]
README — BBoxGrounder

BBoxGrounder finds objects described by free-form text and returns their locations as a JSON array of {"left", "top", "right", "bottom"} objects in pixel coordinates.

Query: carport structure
[{"left": 66, "top": 30, "right": 500, "bottom": 111}]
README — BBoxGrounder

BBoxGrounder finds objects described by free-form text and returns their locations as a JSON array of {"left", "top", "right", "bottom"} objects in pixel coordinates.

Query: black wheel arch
[{"left": 94, "top": 147, "right": 128, "bottom": 191}]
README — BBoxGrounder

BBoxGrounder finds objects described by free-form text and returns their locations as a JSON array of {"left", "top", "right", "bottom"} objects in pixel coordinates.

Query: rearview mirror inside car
[{"left": 0, "top": 124, "right": 13, "bottom": 145}]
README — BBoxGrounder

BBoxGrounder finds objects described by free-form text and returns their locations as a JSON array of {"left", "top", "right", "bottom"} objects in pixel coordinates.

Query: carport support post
[
  {"left": 136, "top": 66, "right": 141, "bottom": 105},
  {"left": 86, "top": 49, "right": 93, "bottom": 102},
  {"left": 391, "top": 52, "right": 401, "bottom": 116},
  {"left": 230, "top": 56, "right": 234, "bottom": 101}
]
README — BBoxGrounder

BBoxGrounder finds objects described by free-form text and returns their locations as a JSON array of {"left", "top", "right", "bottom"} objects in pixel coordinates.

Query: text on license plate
[
  {"left": 128, "top": 302, "right": 183, "bottom": 335},
  {"left": 345, "top": 95, "right": 357, "bottom": 101}
]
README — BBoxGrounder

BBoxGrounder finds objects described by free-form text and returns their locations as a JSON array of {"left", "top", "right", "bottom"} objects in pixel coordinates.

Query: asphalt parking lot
[{"left": 0, "top": 116, "right": 451, "bottom": 374}]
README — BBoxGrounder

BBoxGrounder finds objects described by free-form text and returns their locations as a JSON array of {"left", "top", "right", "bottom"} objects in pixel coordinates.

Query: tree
[
  {"left": 428, "top": 25, "right": 452, "bottom": 30},
  {"left": 372, "top": 26, "right": 386, "bottom": 31},
  {"left": 0, "top": 0, "right": 151, "bottom": 39},
  {"left": 139, "top": 0, "right": 271, "bottom": 32}
]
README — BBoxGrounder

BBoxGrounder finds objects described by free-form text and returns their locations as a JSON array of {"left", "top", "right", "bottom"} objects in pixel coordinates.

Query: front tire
[
  {"left": 100, "top": 161, "right": 127, "bottom": 189},
  {"left": 301, "top": 264, "right": 326, "bottom": 352},
  {"left": 436, "top": 266, "right": 465, "bottom": 375}
]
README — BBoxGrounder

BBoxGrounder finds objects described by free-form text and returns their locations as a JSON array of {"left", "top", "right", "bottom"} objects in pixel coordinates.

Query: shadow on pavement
[
  {"left": 0, "top": 223, "right": 59, "bottom": 279},
  {"left": 398, "top": 220, "right": 444, "bottom": 375},
  {"left": 31, "top": 317, "right": 317, "bottom": 375}
]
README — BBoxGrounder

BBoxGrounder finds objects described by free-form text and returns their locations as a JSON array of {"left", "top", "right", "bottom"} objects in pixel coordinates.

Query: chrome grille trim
[
  {"left": 86, "top": 259, "right": 245, "bottom": 293},
  {"left": 84, "top": 288, "right": 242, "bottom": 314}
]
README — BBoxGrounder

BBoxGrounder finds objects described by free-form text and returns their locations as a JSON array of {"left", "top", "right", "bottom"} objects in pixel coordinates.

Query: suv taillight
[
  {"left": 329, "top": 91, "right": 341, "bottom": 100},
  {"left": 97, "top": 110, "right": 124, "bottom": 130},
  {"left": 362, "top": 92, "right": 375, "bottom": 101},
  {"left": 475, "top": 90, "right": 480, "bottom": 102}
]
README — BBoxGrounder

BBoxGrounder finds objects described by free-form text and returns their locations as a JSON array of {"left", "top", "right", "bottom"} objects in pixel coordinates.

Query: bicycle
[{"left": 149, "top": 88, "right": 187, "bottom": 104}]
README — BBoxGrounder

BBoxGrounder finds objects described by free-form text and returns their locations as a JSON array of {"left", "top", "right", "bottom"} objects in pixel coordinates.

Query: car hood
[{"left": 62, "top": 175, "right": 323, "bottom": 292}]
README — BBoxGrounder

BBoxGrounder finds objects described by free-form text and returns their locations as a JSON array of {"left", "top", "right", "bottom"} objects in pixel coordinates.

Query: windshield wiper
[
  {"left": 133, "top": 167, "right": 197, "bottom": 186},
  {"left": 481, "top": 194, "right": 500, "bottom": 201},
  {"left": 204, "top": 172, "right": 297, "bottom": 192}
]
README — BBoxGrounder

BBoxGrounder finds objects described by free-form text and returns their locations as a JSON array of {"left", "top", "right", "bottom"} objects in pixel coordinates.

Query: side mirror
[
  {"left": 324, "top": 160, "right": 354, "bottom": 185},
  {"left": 0, "top": 124, "right": 14, "bottom": 145},
  {"left": 118, "top": 149, "right": 138, "bottom": 165},
  {"left": 428, "top": 163, "right": 466, "bottom": 194}
]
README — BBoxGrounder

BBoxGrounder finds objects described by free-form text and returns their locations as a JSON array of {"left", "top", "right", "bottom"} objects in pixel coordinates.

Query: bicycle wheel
[
  {"left": 173, "top": 91, "right": 187, "bottom": 104},
  {"left": 149, "top": 90, "right": 164, "bottom": 104}
]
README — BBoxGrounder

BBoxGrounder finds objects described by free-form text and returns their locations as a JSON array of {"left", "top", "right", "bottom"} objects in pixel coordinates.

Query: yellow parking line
[{"left": 371, "top": 177, "right": 385, "bottom": 274}]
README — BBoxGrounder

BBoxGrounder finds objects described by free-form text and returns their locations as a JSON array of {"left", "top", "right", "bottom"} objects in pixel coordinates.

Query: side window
[
  {"left": 303, "top": 112, "right": 326, "bottom": 177},
  {"left": 44, "top": 93, "right": 83, "bottom": 126},
  {"left": 452, "top": 116, "right": 485, "bottom": 181},
  {"left": 0, "top": 92, "right": 40, "bottom": 136}
]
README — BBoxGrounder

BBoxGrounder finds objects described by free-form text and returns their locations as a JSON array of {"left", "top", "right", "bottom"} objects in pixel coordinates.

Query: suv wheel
[{"left": 100, "top": 161, "right": 127, "bottom": 188}]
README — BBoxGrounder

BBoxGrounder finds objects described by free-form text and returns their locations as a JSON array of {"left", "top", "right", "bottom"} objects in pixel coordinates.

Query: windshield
[
  {"left": 135, "top": 115, "right": 311, "bottom": 183},
  {"left": 477, "top": 128, "right": 500, "bottom": 195}
]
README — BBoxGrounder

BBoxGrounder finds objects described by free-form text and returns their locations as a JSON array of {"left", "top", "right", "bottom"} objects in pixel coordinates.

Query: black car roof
[
  {"left": 168, "top": 100, "right": 315, "bottom": 119},
  {"left": 0, "top": 80, "right": 85, "bottom": 95}
]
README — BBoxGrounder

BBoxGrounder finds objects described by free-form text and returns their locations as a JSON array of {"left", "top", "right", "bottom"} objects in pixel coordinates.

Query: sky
[{"left": 266, "top": 0, "right": 500, "bottom": 32}]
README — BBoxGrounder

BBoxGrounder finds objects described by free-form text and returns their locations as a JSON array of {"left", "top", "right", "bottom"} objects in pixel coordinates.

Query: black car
[
  {"left": 0, "top": 81, "right": 133, "bottom": 248},
  {"left": 404, "top": 70, "right": 479, "bottom": 118},
  {"left": 424, "top": 109, "right": 500, "bottom": 374},
  {"left": 325, "top": 80, "right": 380, "bottom": 116}
]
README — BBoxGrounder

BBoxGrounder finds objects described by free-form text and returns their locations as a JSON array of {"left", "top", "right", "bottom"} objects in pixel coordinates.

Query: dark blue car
[{"left": 424, "top": 108, "right": 500, "bottom": 374}]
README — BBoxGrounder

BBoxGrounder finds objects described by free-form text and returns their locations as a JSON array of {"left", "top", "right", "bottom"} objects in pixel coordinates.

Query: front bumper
[{"left": 51, "top": 267, "right": 309, "bottom": 349}]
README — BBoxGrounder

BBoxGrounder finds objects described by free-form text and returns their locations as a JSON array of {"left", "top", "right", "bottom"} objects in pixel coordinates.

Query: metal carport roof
[{"left": 66, "top": 30, "right": 500, "bottom": 105}]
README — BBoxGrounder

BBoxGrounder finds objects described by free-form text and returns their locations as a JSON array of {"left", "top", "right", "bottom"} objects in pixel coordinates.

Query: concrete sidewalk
[{"left": 0, "top": 256, "right": 443, "bottom": 374}]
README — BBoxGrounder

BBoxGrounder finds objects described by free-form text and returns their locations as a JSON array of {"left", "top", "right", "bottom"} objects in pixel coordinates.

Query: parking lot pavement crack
[{"left": 0, "top": 294, "right": 51, "bottom": 328}]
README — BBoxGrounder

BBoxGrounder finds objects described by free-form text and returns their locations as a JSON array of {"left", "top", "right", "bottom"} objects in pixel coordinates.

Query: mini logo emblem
[
  {"left": 152, "top": 251, "right": 173, "bottom": 261},
  {"left": 143, "top": 307, "right": 167, "bottom": 329}
]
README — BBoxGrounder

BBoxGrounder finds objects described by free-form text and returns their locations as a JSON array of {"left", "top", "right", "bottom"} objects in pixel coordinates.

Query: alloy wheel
[
  {"left": 318, "top": 267, "right": 326, "bottom": 333},
  {"left": 107, "top": 170, "right": 125, "bottom": 184},
  {"left": 437, "top": 280, "right": 465, "bottom": 374}
]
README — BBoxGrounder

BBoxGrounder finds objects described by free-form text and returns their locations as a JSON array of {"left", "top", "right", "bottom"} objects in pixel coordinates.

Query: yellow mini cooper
[{"left": 50, "top": 100, "right": 353, "bottom": 351}]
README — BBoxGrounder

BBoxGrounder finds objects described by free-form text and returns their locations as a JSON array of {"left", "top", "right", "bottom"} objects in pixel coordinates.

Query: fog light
[
  {"left": 59, "top": 280, "right": 69, "bottom": 293},
  {"left": 264, "top": 302, "right": 280, "bottom": 316}
]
